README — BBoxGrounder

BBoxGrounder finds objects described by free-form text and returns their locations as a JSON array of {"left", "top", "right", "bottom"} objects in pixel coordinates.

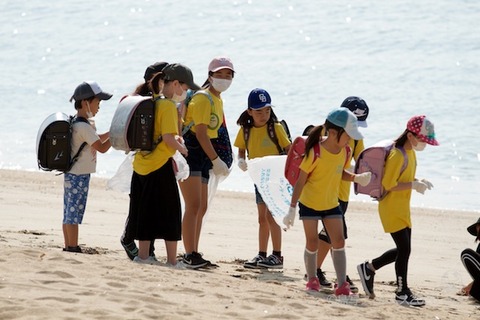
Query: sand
[{"left": 0, "top": 169, "right": 478, "bottom": 319}]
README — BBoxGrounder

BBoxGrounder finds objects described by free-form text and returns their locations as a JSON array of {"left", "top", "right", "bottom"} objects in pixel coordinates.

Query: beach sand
[{"left": 0, "top": 169, "right": 478, "bottom": 319}]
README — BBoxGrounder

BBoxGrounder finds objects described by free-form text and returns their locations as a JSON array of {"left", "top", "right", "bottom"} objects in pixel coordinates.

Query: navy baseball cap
[{"left": 248, "top": 88, "right": 272, "bottom": 110}]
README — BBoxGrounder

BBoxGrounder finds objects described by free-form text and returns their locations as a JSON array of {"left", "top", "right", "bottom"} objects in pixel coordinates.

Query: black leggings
[
  {"left": 371, "top": 227, "right": 411, "bottom": 291},
  {"left": 461, "top": 248, "right": 480, "bottom": 301}
]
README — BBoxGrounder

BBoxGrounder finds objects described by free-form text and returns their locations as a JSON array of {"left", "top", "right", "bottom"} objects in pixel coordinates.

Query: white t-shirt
[{"left": 69, "top": 120, "right": 100, "bottom": 174}]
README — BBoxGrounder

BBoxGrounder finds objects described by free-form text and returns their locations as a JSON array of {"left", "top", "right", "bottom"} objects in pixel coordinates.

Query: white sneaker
[
  {"left": 133, "top": 256, "right": 160, "bottom": 265},
  {"left": 166, "top": 260, "right": 187, "bottom": 269}
]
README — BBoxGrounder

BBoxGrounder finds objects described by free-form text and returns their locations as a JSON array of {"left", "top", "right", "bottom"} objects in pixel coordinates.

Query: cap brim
[
  {"left": 96, "top": 92, "right": 113, "bottom": 101},
  {"left": 357, "top": 120, "right": 368, "bottom": 128},
  {"left": 210, "top": 66, "right": 235, "bottom": 73},
  {"left": 188, "top": 82, "right": 201, "bottom": 91},
  {"left": 468, "top": 223, "right": 478, "bottom": 236},
  {"left": 251, "top": 103, "right": 272, "bottom": 110},
  {"left": 345, "top": 127, "right": 364, "bottom": 140}
]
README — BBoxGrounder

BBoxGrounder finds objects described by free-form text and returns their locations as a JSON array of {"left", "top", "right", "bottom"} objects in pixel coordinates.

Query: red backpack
[{"left": 284, "top": 136, "right": 351, "bottom": 186}]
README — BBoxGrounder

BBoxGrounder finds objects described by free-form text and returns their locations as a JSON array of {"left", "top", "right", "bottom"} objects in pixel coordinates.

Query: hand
[
  {"left": 420, "top": 178, "right": 434, "bottom": 190},
  {"left": 354, "top": 172, "right": 372, "bottom": 187},
  {"left": 212, "top": 157, "right": 229, "bottom": 176},
  {"left": 237, "top": 158, "right": 248, "bottom": 171},
  {"left": 412, "top": 180, "right": 428, "bottom": 194},
  {"left": 283, "top": 206, "right": 296, "bottom": 229}
]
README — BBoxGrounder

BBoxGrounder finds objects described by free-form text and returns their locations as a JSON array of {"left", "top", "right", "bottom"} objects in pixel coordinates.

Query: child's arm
[
  {"left": 290, "top": 170, "right": 308, "bottom": 207},
  {"left": 237, "top": 148, "right": 247, "bottom": 171},
  {"left": 163, "top": 133, "right": 188, "bottom": 156},
  {"left": 91, "top": 132, "right": 111, "bottom": 153}
]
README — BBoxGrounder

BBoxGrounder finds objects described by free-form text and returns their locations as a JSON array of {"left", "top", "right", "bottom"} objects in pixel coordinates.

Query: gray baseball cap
[{"left": 70, "top": 81, "right": 113, "bottom": 102}]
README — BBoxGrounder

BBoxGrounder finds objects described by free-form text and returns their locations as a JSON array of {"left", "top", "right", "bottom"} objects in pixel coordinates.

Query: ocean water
[{"left": 1, "top": 0, "right": 479, "bottom": 212}]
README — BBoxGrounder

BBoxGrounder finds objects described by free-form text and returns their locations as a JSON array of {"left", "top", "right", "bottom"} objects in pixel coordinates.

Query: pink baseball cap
[
  {"left": 208, "top": 56, "right": 234, "bottom": 73},
  {"left": 407, "top": 115, "right": 439, "bottom": 146}
]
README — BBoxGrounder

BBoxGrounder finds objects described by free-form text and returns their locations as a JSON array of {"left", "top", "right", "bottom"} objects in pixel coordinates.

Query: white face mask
[
  {"left": 172, "top": 85, "right": 187, "bottom": 103},
  {"left": 413, "top": 140, "right": 426, "bottom": 151},
  {"left": 86, "top": 101, "right": 94, "bottom": 119},
  {"left": 210, "top": 78, "right": 232, "bottom": 92}
]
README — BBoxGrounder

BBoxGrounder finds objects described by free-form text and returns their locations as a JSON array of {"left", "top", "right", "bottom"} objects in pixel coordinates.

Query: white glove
[
  {"left": 283, "top": 206, "right": 296, "bottom": 229},
  {"left": 420, "top": 178, "right": 434, "bottom": 190},
  {"left": 212, "top": 157, "right": 229, "bottom": 176},
  {"left": 237, "top": 158, "right": 248, "bottom": 171},
  {"left": 354, "top": 172, "right": 372, "bottom": 187},
  {"left": 412, "top": 180, "right": 428, "bottom": 194}
]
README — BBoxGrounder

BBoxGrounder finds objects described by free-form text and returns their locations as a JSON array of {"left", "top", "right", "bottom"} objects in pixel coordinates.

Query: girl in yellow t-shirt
[
  {"left": 357, "top": 115, "right": 439, "bottom": 306},
  {"left": 284, "top": 108, "right": 371, "bottom": 296},
  {"left": 127, "top": 63, "right": 199, "bottom": 267},
  {"left": 234, "top": 88, "right": 291, "bottom": 269}
]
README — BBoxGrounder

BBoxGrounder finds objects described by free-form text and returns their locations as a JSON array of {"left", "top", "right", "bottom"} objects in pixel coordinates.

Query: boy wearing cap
[
  {"left": 63, "top": 81, "right": 113, "bottom": 253},
  {"left": 283, "top": 108, "right": 372, "bottom": 296},
  {"left": 357, "top": 115, "right": 439, "bottom": 306},
  {"left": 234, "top": 88, "right": 291, "bottom": 269},
  {"left": 459, "top": 218, "right": 480, "bottom": 301}
]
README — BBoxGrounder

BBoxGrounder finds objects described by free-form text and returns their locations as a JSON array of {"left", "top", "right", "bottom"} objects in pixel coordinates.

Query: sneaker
[
  {"left": 121, "top": 239, "right": 138, "bottom": 261},
  {"left": 317, "top": 269, "right": 333, "bottom": 287},
  {"left": 192, "top": 251, "right": 215, "bottom": 267},
  {"left": 244, "top": 254, "right": 267, "bottom": 269},
  {"left": 357, "top": 261, "right": 375, "bottom": 299},
  {"left": 395, "top": 289, "right": 426, "bottom": 307},
  {"left": 63, "top": 246, "right": 82, "bottom": 253},
  {"left": 166, "top": 260, "right": 187, "bottom": 270},
  {"left": 334, "top": 281, "right": 352, "bottom": 296},
  {"left": 182, "top": 253, "right": 208, "bottom": 269},
  {"left": 346, "top": 275, "right": 358, "bottom": 293},
  {"left": 257, "top": 254, "right": 283, "bottom": 269},
  {"left": 133, "top": 256, "right": 160, "bottom": 265},
  {"left": 306, "top": 277, "right": 321, "bottom": 292}
]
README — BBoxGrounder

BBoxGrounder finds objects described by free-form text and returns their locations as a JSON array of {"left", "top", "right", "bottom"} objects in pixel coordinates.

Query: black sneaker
[
  {"left": 183, "top": 253, "right": 208, "bottom": 269},
  {"left": 357, "top": 261, "right": 375, "bottom": 299},
  {"left": 257, "top": 254, "right": 283, "bottom": 269},
  {"left": 346, "top": 275, "right": 358, "bottom": 293},
  {"left": 316, "top": 269, "right": 332, "bottom": 288},
  {"left": 395, "top": 289, "right": 425, "bottom": 307},
  {"left": 244, "top": 254, "right": 267, "bottom": 269},
  {"left": 121, "top": 239, "right": 138, "bottom": 261}
]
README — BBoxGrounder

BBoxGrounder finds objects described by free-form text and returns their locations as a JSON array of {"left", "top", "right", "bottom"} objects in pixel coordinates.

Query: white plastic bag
[
  {"left": 173, "top": 151, "right": 189, "bottom": 181},
  {"left": 107, "top": 153, "right": 134, "bottom": 193}
]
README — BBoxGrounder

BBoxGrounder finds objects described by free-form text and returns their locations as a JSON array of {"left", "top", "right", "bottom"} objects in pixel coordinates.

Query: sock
[
  {"left": 304, "top": 248, "right": 317, "bottom": 279},
  {"left": 272, "top": 250, "right": 281, "bottom": 257},
  {"left": 332, "top": 247, "right": 347, "bottom": 286},
  {"left": 258, "top": 251, "right": 267, "bottom": 258}
]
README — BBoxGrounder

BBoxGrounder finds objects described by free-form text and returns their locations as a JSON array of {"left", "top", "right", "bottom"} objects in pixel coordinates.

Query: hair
[
  {"left": 394, "top": 129, "right": 414, "bottom": 148},
  {"left": 149, "top": 72, "right": 166, "bottom": 95},
  {"left": 304, "top": 120, "right": 345, "bottom": 156},
  {"left": 74, "top": 96, "right": 95, "bottom": 110},
  {"left": 236, "top": 107, "right": 278, "bottom": 128},
  {"left": 133, "top": 82, "right": 152, "bottom": 96}
]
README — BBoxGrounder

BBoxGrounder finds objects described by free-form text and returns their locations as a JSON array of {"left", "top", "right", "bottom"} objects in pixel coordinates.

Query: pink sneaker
[
  {"left": 306, "top": 277, "right": 321, "bottom": 292},
  {"left": 334, "top": 281, "right": 352, "bottom": 296}
]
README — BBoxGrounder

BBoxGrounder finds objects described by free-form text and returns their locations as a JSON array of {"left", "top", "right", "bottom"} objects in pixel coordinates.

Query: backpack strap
[
  {"left": 181, "top": 90, "right": 214, "bottom": 136},
  {"left": 267, "top": 121, "right": 285, "bottom": 155},
  {"left": 65, "top": 116, "right": 90, "bottom": 173},
  {"left": 397, "top": 146, "right": 408, "bottom": 174}
]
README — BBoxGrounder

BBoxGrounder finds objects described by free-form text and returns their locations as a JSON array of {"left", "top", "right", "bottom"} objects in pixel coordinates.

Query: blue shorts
[
  {"left": 183, "top": 131, "right": 212, "bottom": 183},
  {"left": 254, "top": 185, "right": 265, "bottom": 205},
  {"left": 63, "top": 173, "right": 90, "bottom": 224},
  {"left": 298, "top": 202, "right": 343, "bottom": 221}
]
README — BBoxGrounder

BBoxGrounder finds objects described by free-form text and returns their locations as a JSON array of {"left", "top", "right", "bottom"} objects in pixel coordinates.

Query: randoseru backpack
[
  {"left": 110, "top": 95, "right": 157, "bottom": 152},
  {"left": 354, "top": 140, "right": 408, "bottom": 200},
  {"left": 284, "top": 136, "right": 351, "bottom": 186},
  {"left": 36, "top": 113, "right": 89, "bottom": 172},
  {"left": 243, "top": 120, "right": 291, "bottom": 156}
]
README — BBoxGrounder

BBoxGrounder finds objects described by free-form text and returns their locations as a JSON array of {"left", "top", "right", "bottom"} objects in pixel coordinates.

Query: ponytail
[
  {"left": 394, "top": 129, "right": 410, "bottom": 148},
  {"left": 150, "top": 72, "right": 165, "bottom": 95},
  {"left": 305, "top": 125, "right": 324, "bottom": 157}
]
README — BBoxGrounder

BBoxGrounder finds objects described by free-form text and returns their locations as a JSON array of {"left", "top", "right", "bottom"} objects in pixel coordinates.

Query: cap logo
[
  {"left": 352, "top": 108, "right": 367, "bottom": 117},
  {"left": 258, "top": 93, "right": 268, "bottom": 103}
]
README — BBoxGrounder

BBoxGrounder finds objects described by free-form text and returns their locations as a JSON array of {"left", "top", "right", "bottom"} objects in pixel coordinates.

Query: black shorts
[
  {"left": 183, "top": 131, "right": 212, "bottom": 182},
  {"left": 128, "top": 159, "right": 181, "bottom": 241}
]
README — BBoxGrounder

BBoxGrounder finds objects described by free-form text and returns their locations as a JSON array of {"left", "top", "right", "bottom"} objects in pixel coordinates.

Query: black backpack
[{"left": 36, "top": 113, "right": 88, "bottom": 172}]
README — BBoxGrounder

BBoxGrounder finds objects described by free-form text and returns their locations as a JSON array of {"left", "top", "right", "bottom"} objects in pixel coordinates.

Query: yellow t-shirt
[
  {"left": 299, "top": 145, "right": 348, "bottom": 211},
  {"left": 133, "top": 97, "right": 179, "bottom": 175},
  {"left": 378, "top": 147, "right": 416, "bottom": 233},
  {"left": 184, "top": 89, "right": 223, "bottom": 139},
  {"left": 338, "top": 139, "right": 365, "bottom": 201},
  {"left": 233, "top": 123, "right": 291, "bottom": 159}
]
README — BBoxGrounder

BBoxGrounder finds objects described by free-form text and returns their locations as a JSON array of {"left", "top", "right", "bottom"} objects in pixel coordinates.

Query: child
[
  {"left": 127, "top": 63, "right": 199, "bottom": 266},
  {"left": 314, "top": 96, "right": 369, "bottom": 289},
  {"left": 179, "top": 56, "right": 234, "bottom": 269},
  {"left": 64, "top": 81, "right": 113, "bottom": 252},
  {"left": 357, "top": 115, "right": 439, "bottom": 306},
  {"left": 234, "top": 88, "right": 291, "bottom": 269},
  {"left": 120, "top": 61, "right": 169, "bottom": 261},
  {"left": 283, "top": 107, "right": 371, "bottom": 295},
  {"left": 459, "top": 217, "right": 480, "bottom": 301}
]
